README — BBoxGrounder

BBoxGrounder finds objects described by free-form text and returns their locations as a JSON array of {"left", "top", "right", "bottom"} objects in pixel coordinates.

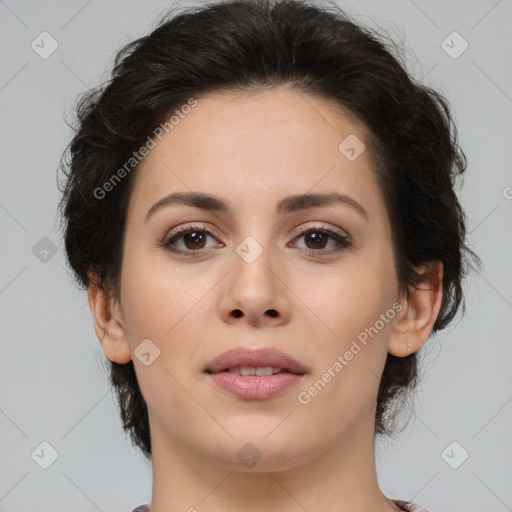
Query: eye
[
  {"left": 162, "top": 225, "right": 222, "bottom": 256},
  {"left": 289, "top": 225, "right": 352, "bottom": 256},
  {"left": 162, "top": 223, "right": 352, "bottom": 257}
]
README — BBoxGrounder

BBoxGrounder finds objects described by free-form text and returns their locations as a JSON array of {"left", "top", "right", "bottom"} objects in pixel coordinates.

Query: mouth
[
  {"left": 207, "top": 366, "right": 299, "bottom": 376},
  {"left": 204, "top": 347, "right": 307, "bottom": 399},
  {"left": 204, "top": 347, "right": 308, "bottom": 375}
]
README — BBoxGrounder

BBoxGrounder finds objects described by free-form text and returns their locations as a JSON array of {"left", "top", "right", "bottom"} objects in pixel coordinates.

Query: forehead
[{"left": 127, "top": 87, "right": 385, "bottom": 224}]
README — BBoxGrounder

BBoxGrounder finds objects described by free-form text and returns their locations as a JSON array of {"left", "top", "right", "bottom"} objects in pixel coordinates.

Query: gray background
[{"left": 1, "top": 0, "right": 511, "bottom": 511}]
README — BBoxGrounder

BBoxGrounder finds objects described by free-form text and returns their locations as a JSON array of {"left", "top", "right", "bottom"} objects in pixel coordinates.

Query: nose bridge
[
  {"left": 232, "top": 232, "right": 278, "bottom": 295},
  {"left": 231, "top": 210, "right": 277, "bottom": 279}
]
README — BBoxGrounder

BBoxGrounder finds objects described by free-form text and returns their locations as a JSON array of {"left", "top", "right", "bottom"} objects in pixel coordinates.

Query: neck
[{"left": 147, "top": 406, "right": 400, "bottom": 512}]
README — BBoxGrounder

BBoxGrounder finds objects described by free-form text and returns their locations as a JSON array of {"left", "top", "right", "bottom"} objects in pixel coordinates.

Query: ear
[
  {"left": 87, "top": 273, "right": 132, "bottom": 364},
  {"left": 388, "top": 261, "right": 444, "bottom": 357}
]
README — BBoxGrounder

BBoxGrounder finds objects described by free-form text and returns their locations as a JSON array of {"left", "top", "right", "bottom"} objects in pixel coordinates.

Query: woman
[{"left": 57, "top": 0, "right": 479, "bottom": 510}]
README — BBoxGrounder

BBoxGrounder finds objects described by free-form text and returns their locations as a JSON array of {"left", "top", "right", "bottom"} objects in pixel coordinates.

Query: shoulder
[
  {"left": 392, "top": 499, "right": 431, "bottom": 511},
  {"left": 130, "top": 502, "right": 429, "bottom": 512},
  {"left": 131, "top": 502, "right": 430, "bottom": 512}
]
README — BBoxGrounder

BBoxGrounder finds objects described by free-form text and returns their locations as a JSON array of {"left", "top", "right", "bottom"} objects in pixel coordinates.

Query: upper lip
[{"left": 205, "top": 347, "right": 307, "bottom": 374}]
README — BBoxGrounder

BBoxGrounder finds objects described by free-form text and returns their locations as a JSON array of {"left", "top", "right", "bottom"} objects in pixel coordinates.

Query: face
[{"left": 112, "top": 87, "right": 401, "bottom": 470}]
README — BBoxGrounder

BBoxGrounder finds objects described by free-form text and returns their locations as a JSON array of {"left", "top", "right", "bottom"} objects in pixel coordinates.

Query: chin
[{"left": 206, "top": 431, "right": 313, "bottom": 473}]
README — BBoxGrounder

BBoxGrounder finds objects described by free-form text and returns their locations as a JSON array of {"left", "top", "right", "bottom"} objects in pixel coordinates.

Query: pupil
[
  {"left": 308, "top": 232, "right": 326, "bottom": 249},
  {"left": 186, "top": 232, "right": 205, "bottom": 249}
]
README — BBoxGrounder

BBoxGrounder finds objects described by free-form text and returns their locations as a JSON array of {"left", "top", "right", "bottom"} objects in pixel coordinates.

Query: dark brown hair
[{"left": 57, "top": 0, "right": 480, "bottom": 459}]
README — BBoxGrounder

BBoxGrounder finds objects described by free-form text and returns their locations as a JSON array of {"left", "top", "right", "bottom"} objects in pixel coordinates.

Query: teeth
[
  {"left": 227, "top": 366, "right": 283, "bottom": 376},
  {"left": 255, "top": 366, "right": 282, "bottom": 376}
]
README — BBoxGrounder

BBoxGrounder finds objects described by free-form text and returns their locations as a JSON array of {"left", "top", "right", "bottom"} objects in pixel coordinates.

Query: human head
[{"left": 57, "top": 0, "right": 479, "bottom": 459}]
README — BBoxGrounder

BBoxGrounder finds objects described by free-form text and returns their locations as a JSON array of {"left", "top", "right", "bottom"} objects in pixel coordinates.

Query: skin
[{"left": 88, "top": 87, "right": 443, "bottom": 512}]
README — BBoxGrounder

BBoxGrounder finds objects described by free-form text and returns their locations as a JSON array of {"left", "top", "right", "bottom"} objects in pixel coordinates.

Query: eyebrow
[{"left": 145, "top": 191, "right": 369, "bottom": 222}]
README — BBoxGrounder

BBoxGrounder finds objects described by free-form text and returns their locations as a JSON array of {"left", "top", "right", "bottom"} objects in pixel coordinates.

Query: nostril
[
  {"left": 232, "top": 310, "right": 243, "bottom": 318},
  {"left": 266, "top": 309, "right": 278, "bottom": 317}
]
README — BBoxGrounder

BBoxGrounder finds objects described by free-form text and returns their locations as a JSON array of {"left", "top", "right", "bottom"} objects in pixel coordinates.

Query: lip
[
  {"left": 204, "top": 347, "right": 308, "bottom": 400},
  {"left": 204, "top": 347, "right": 307, "bottom": 375}
]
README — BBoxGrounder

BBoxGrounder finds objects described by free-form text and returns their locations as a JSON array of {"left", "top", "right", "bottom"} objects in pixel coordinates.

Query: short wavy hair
[{"left": 57, "top": 0, "right": 480, "bottom": 459}]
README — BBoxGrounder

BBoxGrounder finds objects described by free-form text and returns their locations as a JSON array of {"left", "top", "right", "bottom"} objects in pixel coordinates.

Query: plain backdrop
[{"left": 1, "top": 1, "right": 511, "bottom": 511}]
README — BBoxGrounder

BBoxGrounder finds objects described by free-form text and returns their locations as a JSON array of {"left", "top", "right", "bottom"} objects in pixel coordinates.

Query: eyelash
[{"left": 162, "top": 223, "right": 352, "bottom": 257}]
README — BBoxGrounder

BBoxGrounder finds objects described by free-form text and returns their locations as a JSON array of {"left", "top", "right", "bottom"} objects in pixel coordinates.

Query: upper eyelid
[
  {"left": 166, "top": 222, "right": 349, "bottom": 239},
  {"left": 293, "top": 223, "right": 349, "bottom": 238}
]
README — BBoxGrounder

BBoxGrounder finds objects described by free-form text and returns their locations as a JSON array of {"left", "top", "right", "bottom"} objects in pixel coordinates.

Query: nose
[{"left": 217, "top": 241, "right": 292, "bottom": 327}]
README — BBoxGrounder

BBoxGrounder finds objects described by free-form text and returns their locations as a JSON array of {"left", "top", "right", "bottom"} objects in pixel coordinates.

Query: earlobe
[
  {"left": 388, "top": 261, "right": 444, "bottom": 357},
  {"left": 87, "top": 276, "right": 132, "bottom": 364}
]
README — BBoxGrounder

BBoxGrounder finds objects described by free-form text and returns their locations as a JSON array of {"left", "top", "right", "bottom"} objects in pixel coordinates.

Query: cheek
[
  {"left": 297, "top": 258, "right": 395, "bottom": 396},
  {"left": 120, "top": 248, "right": 218, "bottom": 370},
  {"left": 301, "top": 262, "right": 393, "bottom": 338},
  {"left": 120, "top": 243, "right": 202, "bottom": 332},
  {"left": 121, "top": 245, "right": 188, "bottom": 350},
  {"left": 120, "top": 255, "right": 213, "bottom": 406}
]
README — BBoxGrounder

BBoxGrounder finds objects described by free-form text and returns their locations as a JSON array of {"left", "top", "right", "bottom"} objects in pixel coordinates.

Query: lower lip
[{"left": 206, "top": 371, "right": 305, "bottom": 399}]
